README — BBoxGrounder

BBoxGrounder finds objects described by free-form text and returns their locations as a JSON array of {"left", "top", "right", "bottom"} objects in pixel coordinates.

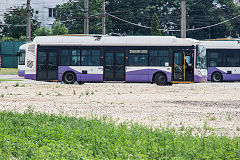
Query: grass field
[
  {"left": 0, "top": 111, "right": 239, "bottom": 159},
  {"left": 0, "top": 79, "right": 22, "bottom": 82},
  {"left": 0, "top": 68, "right": 17, "bottom": 75}
]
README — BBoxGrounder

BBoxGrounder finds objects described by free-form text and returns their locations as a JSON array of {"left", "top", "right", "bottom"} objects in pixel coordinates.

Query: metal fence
[{"left": 0, "top": 41, "right": 25, "bottom": 68}]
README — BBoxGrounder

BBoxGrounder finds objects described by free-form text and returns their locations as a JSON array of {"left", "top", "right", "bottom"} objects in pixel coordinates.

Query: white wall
[{"left": 0, "top": 0, "right": 69, "bottom": 27}]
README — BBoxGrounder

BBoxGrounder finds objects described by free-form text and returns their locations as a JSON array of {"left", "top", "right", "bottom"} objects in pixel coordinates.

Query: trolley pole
[
  {"left": 181, "top": 0, "right": 186, "bottom": 38},
  {"left": 102, "top": 0, "right": 106, "bottom": 35},
  {"left": 84, "top": 0, "right": 89, "bottom": 34},
  {"left": 26, "top": 0, "right": 31, "bottom": 42}
]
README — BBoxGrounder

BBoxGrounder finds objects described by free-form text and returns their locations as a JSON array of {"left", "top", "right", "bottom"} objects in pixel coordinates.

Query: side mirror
[{"left": 16, "top": 52, "right": 21, "bottom": 56}]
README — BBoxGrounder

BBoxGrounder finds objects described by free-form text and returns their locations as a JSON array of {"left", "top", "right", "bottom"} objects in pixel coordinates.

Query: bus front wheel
[
  {"left": 63, "top": 72, "right": 76, "bottom": 84},
  {"left": 211, "top": 72, "right": 223, "bottom": 82},
  {"left": 154, "top": 72, "right": 167, "bottom": 86}
]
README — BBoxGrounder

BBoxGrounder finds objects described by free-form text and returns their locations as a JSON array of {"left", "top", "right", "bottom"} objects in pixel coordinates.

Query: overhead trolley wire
[{"left": 107, "top": 13, "right": 240, "bottom": 32}]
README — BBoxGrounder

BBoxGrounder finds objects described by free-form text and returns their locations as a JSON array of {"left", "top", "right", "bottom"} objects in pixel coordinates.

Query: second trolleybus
[{"left": 202, "top": 40, "right": 240, "bottom": 82}]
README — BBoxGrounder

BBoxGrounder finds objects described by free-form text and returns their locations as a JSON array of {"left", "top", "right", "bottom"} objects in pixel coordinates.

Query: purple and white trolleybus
[
  {"left": 22, "top": 35, "right": 207, "bottom": 85},
  {"left": 202, "top": 40, "right": 240, "bottom": 82}
]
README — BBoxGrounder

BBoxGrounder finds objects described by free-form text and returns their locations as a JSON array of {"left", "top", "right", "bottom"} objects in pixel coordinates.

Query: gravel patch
[{"left": 0, "top": 81, "right": 240, "bottom": 137}]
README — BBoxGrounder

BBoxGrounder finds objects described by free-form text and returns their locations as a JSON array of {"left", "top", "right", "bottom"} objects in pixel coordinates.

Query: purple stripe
[
  {"left": 126, "top": 69, "right": 172, "bottom": 82},
  {"left": 126, "top": 75, "right": 149, "bottom": 82},
  {"left": 208, "top": 67, "right": 226, "bottom": 81},
  {"left": 24, "top": 74, "right": 36, "bottom": 80},
  {"left": 80, "top": 74, "right": 103, "bottom": 82},
  {"left": 194, "top": 75, "right": 207, "bottom": 83},
  {"left": 208, "top": 67, "right": 240, "bottom": 81},
  {"left": 222, "top": 74, "right": 240, "bottom": 81},
  {"left": 18, "top": 70, "right": 25, "bottom": 76},
  {"left": 58, "top": 66, "right": 103, "bottom": 82}
]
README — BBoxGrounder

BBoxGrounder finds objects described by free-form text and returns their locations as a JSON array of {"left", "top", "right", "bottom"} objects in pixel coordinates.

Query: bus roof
[
  {"left": 201, "top": 40, "right": 240, "bottom": 49},
  {"left": 32, "top": 35, "right": 201, "bottom": 47},
  {"left": 19, "top": 43, "right": 29, "bottom": 50}
]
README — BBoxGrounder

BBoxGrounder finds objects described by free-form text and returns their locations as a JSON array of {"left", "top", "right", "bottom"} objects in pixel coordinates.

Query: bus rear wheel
[
  {"left": 211, "top": 72, "right": 222, "bottom": 82},
  {"left": 154, "top": 72, "right": 167, "bottom": 86},
  {"left": 63, "top": 72, "right": 76, "bottom": 84}
]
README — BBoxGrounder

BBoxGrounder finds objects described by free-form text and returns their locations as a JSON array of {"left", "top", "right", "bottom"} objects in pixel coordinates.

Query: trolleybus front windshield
[
  {"left": 18, "top": 49, "right": 25, "bottom": 65},
  {"left": 196, "top": 45, "right": 207, "bottom": 69}
]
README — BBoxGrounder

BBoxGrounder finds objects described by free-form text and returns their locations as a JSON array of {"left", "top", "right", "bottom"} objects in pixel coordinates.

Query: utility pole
[
  {"left": 181, "top": 0, "right": 186, "bottom": 38},
  {"left": 102, "top": 0, "right": 106, "bottom": 35},
  {"left": 26, "top": 0, "right": 31, "bottom": 42},
  {"left": 84, "top": 0, "right": 89, "bottom": 34}
]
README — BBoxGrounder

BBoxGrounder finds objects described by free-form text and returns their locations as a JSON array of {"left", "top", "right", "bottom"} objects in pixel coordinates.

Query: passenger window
[
  {"left": 129, "top": 54, "right": 148, "bottom": 66},
  {"left": 149, "top": 50, "right": 169, "bottom": 66},
  {"left": 71, "top": 50, "right": 80, "bottom": 66},
  {"left": 81, "top": 50, "right": 100, "bottom": 66},
  {"left": 60, "top": 50, "right": 71, "bottom": 66}
]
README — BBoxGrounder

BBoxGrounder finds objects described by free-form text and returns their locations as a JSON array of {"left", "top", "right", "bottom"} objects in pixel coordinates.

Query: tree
[
  {"left": 55, "top": 0, "right": 240, "bottom": 39},
  {"left": 51, "top": 21, "right": 68, "bottom": 35},
  {"left": 1, "top": 6, "right": 40, "bottom": 39},
  {"left": 55, "top": 0, "right": 102, "bottom": 34},
  {"left": 151, "top": 13, "right": 161, "bottom": 36},
  {"left": 33, "top": 27, "right": 51, "bottom": 37}
]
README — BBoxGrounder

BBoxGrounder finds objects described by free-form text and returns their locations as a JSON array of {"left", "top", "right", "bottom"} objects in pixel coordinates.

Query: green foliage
[
  {"left": 56, "top": 0, "right": 102, "bottom": 34},
  {"left": 1, "top": 6, "right": 40, "bottom": 39},
  {"left": 0, "top": 111, "right": 239, "bottom": 159},
  {"left": 151, "top": 13, "right": 162, "bottom": 36},
  {"left": 33, "top": 27, "right": 51, "bottom": 36},
  {"left": 51, "top": 21, "right": 68, "bottom": 35},
  {"left": 1, "top": 37, "right": 18, "bottom": 42}
]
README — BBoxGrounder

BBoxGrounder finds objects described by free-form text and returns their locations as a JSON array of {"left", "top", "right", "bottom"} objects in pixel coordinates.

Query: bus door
[
  {"left": 173, "top": 50, "right": 194, "bottom": 82},
  {"left": 37, "top": 50, "right": 58, "bottom": 81},
  {"left": 104, "top": 52, "right": 125, "bottom": 81}
]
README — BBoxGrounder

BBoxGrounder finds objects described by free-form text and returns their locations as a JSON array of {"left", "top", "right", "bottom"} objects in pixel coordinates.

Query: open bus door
[{"left": 172, "top": 50, "right": 194, "bottom": 83}]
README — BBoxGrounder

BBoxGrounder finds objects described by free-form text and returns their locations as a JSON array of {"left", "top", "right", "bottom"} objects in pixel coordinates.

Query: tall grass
[{"left": 0, "top": 111, "right": 239, "bottom": 159}]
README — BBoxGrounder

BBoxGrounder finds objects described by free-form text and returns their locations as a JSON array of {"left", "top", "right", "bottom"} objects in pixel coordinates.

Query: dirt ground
[{"left": 0, "top": 81, "right": 240, "bottom": 137}]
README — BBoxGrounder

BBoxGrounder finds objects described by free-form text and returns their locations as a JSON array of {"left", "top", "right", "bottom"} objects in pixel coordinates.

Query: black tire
[
  {"left": 63, "top": 72, "right": 76, "bottom": 84},
  {"left": 154, "top": 72, "right": 167, "bottom": 86},
  {"left": 211, "top": 72, "right": 223, "bottom": 82}
]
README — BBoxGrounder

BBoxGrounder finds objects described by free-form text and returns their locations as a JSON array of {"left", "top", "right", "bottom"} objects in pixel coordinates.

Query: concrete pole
[
  {"left": 84, "top": 0, "right": 89, "bottom": 34},
  {"left": 26, "top": 0, "right": 31, "bottom": 42},
  {"left": 102, "top": 0, "right": 106, "bottom": 35},
  {"left": 181, "top": 0, "right": 186, "bottom": 38}
]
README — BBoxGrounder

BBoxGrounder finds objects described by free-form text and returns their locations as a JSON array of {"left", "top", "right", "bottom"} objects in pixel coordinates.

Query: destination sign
[{"left": 129, "top": 50, "right": 148, "bottom": 54}]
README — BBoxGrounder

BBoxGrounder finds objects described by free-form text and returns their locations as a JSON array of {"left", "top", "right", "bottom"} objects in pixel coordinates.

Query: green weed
[
  {"left": 227, "top": 113, "right": 232, "bottom": 121},
  {"left": 1, "top": 93, "right": 4, "bottom": 98},
  {"left": 13, "top": 82, "right": 19, "bottom": 87},
  {"left": 209, "top": 116, "right": 216, "bottom": 121},
  {"left": 236, "top": 126, "right": 240, "bottom": 131},
  {"left": 0, "top": 112, "right": 239, "bottom": 159}
]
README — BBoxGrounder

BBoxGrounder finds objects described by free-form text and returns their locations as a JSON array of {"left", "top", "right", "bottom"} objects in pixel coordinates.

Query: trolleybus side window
[
  {"left": 60, "top": 49, "right": 81, "bottom": 66},
  {"left": 81, "top": 50, "right": 100, "bottom": 66},
  {"left": 208, "top": 51, "right": 226, "bottom": 67},
  {"left": 149, "top": 50, "right": 169, "bottom": 66},
  {"left": 71, "top": 50, "right": 80, "bottom": 66},
  {"left": 18, "top": 50, "right": 25, "bottom": 65},
  {"left": 60, "top": 50, "right": 72, "bottom": 66},
  {"left": 226, "top": 51, "right": 240, "bottom": 67},
  {"left": 128, "top": 50, "right": 148, "bottom": 66}
]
